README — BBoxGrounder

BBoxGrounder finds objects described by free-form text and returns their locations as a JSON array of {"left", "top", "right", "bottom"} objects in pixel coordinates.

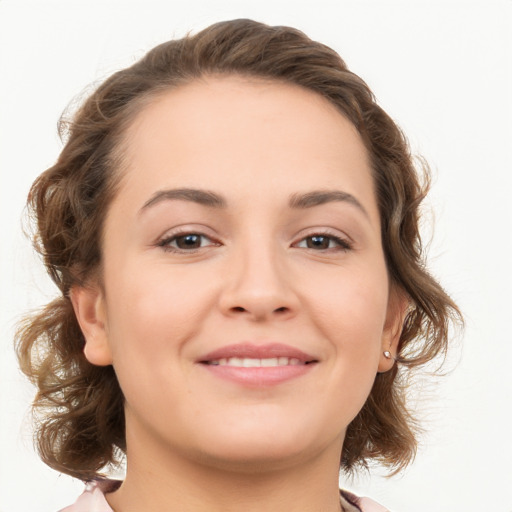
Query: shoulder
[
  {"left": 58, "top": 479, "right": 121, "bottom": 512},
  {"left": 341, "top": 489, "right": 392, "bottom": 512}
]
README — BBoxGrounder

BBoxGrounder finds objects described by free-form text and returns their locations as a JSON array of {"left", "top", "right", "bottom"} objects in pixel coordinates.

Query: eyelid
[
  {"left": 292, "top": 228, "right": 354, "bottom": 251},
  {"left": 153, "top": 225, "right": 353, "bottom": 253},
  {"left": 155, "top": 225, "right": 221, "bottom": 252}
]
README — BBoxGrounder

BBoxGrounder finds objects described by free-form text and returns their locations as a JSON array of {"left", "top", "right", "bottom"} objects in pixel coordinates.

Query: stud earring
[{"left": 383, "top": 350, "right": 392, "bottom": 359}]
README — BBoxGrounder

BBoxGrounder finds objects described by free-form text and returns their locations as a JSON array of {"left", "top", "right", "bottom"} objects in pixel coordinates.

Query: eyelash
[
  {"left": 156, "top": 231, "right": 353, "bottom": 253},
  {"left": 294, "top": 233, "right": 352, "bottom": 252},
  {"left": 157, "top": 232, "right": 218, "bottom": 253}
]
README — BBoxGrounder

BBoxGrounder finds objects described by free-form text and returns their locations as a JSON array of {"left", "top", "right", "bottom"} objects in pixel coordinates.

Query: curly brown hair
[{"left": 16, "top": 18, "right": 461, "bottom": 481}]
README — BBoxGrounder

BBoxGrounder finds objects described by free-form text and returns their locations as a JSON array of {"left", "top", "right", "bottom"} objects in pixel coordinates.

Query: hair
[{"left": 16, "top": 18, "right": 461, "bottom": 481}]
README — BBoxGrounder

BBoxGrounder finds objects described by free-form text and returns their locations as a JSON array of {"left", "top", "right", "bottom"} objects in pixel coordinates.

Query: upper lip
[{"left": 198, "top": 342, "right": 318, "bottom": 363}]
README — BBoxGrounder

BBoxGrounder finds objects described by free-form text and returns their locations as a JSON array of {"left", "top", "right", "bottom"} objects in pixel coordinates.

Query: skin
[{"left": 72, "top": 76, "right": 405, "bottom": 512}]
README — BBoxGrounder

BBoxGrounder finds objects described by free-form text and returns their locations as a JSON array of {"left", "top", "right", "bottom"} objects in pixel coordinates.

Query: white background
[{"left": 1, "top": 1, "right": 511, "bottom": 511}]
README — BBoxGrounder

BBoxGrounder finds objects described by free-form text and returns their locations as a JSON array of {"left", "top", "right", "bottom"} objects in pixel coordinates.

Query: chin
[
  {"left": 186, "top": 419, "right": 337, "bottom": 474},
  {"left": 191, "top": 441, "right": 316, "bottom": 474}
]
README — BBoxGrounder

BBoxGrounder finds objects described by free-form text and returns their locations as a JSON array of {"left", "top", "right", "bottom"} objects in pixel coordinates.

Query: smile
[
  {"left": 197, "top": 343, "right": 318, "bottom": 387},
  {"left": 205, "top": 357, "right": 312, "bottom": 367}
]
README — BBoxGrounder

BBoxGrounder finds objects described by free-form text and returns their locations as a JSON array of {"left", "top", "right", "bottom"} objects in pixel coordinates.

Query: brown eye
[
  {"left": 295, "top": 234, "right": 352, "bottom": 251},
  {"left": 158, "top": 233, "right": 216, "bottom": 252},
  {"left": 306, "top": 236, "right": 331, "bottom": 249},
  {"left": 174, "top": 234, "right": 203, "bottom": 249}
]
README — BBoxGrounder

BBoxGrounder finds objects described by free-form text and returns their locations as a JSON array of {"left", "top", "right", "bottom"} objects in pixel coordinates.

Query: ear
[
  {"left": 70, "top": 283, "right": 113, "bottom": 366},
  {"left": 378, "top": 287, "right": 409, "bottom": 373}
]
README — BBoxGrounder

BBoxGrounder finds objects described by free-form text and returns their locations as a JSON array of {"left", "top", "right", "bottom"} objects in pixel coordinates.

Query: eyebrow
[
  {"left": 139, "top": 187, "right": 368, "bottom": 218},
  {"left": 289, "top": 190, "right": 369, "bottom": 218},
  {"left": 140, "top": 188, "right": 227, "bottom": 212}
]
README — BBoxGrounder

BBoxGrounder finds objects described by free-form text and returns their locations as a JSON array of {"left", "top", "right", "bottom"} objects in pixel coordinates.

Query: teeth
[{"left": 209, "top": 357, "right": 304, "bottom": 367}]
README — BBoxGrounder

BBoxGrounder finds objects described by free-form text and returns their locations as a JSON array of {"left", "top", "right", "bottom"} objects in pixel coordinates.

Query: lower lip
[{"left": 199, "top": 363, "right": 316, "bottom": 387}]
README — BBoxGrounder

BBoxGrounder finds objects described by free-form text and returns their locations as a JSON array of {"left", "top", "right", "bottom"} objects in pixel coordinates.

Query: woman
[{"left": 16, "top": 19, "right": 460, "bottom": 512}]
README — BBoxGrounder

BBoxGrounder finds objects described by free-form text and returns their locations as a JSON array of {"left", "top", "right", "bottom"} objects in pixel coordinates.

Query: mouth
[
  {"left": 198, "top": 342, "right": 318, "bottom": 365},
  {"left": 202, "top": 357, "right": 316, "bottom": 367},
  {"left": 197, "top": 343, "right": 319, "bottom": 387}
]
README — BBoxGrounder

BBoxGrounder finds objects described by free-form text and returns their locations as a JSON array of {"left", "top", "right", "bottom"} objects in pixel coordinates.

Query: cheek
[
  {"left": 101, "top": 265, "right": 217, "bottom": 418},
  {"left": 103, "top": 261, "right": 218, "bottom": 361},
  {"left": 308, "top": 264, "right": 389, "bottom": 347},
  {"left": 305, "top": 264, "right": 389, "bottom": 395}
]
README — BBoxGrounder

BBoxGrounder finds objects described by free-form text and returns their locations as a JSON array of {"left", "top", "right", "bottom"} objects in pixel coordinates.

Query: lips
[
  {"left": 207, "top": 356, "right": 307, "bottom": 367},
  {"left": 197, "top": 343, "right": 318, "bottom": 387},
  {"left": 198, "top": 342, "right": 318, "bottom": 365}
]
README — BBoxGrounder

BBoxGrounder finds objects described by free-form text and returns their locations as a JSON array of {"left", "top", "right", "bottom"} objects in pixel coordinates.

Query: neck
[{"left": 107, "top": 430, "right": 344, "bottom": 512}]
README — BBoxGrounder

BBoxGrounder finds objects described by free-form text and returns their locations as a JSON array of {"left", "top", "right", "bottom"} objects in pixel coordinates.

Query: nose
[{"left": 218, "top": 242, "right": 299, "bottom": 322}]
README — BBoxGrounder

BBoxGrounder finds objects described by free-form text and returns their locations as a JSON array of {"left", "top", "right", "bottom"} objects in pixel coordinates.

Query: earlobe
[
  {"left": 378, "top": 289, "right": 409, "bottom": 373},
  {"left": 70, "top": 284, "right": 113, "bottom": 366}
]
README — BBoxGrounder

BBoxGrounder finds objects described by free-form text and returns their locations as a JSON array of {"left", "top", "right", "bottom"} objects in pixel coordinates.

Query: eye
[
  {"left": 295, "top": 234, "right": 352, "bottom": 251},
  {"left": 158, "top": 232, "right": 217, "bottom": 252}
]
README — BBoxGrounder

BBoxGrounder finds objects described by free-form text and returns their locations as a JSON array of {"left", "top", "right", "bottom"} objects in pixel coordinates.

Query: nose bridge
[{"left": 221, "top": 231, "right": 297, "bottom": 319}]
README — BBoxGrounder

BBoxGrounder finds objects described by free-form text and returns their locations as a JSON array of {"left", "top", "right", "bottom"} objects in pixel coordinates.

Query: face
[{"left": 74, "top": 76, "right": 403, "bottom": 473}]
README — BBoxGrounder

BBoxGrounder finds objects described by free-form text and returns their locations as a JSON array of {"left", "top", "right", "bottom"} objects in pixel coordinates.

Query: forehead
[
  {"left": 115, "top": 75, "right": 377, "bottom": 220},
  {"left": 124, "top": 75, "right": 364, "bottom": 154}
]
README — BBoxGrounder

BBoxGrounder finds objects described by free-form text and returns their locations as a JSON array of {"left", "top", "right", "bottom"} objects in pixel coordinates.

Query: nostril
[
  {"left": 232, "top": 306, "right": 246, "bottom": 312},
  {"left": 274, "top": 307, "right": 288, "bottom": 313}
]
